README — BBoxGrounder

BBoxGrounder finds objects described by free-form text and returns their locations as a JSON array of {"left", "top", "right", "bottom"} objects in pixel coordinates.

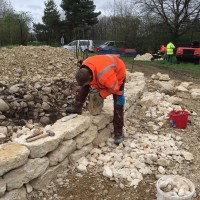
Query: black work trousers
[{"left": 74, "top": 85, "right": 124, "bottom": 136}]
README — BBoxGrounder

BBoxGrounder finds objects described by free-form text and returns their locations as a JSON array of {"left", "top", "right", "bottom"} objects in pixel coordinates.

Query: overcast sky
[{"left": 9, "top": 0, "right": 112, "bottom": 24}]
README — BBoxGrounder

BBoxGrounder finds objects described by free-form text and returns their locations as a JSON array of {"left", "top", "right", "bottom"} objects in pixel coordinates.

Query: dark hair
[{"left": 75, "top": 68, "right": 91, "bottom": 86}]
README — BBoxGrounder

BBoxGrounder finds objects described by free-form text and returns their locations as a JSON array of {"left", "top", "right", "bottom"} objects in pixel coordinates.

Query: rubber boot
[
  {"left": 114, "top": 135, "right": 123, "bottom": 145},
  {"left": 113, "top": 88, "right": 125, "bottom": 145},
  {"left": 113, "top": 103, "right": 124, "bottom": 145}
]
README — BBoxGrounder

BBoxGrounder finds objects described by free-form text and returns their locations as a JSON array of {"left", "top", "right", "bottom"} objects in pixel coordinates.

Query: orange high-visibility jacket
[
  {"left": 160, "top": 45, "right": 167, "bottom": 53},
  {"left": 82, "top": 55, "right": 126, "bottom": 98}
]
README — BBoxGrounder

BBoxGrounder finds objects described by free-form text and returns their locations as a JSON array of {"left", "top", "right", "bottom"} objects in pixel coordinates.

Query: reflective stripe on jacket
[
  {"left": 82, "top": 55, "right": 126, "bottom": 98},
  {"left": 166, "top": 42, "right": 175, "bottom": 55}
]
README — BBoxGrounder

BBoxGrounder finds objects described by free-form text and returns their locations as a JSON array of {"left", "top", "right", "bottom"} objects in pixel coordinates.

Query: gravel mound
[
  {"left": 0, "top": 46, "right": 79, "bottom": 85},
  {"left": 0, "top": 46, "right": 80, "bottom": 142}
]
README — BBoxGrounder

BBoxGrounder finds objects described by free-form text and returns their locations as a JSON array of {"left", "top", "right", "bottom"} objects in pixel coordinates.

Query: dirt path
[
  {"left": 130, "top": 62, "right": 200, "bottom": 83},
  {"left": 28, "top": 63, "right": 200, "bottom": 200}
]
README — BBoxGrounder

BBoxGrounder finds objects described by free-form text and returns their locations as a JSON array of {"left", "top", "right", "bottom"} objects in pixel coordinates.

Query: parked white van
[{"left": 63, "top": 40, "right": 94, "bottom": 52}]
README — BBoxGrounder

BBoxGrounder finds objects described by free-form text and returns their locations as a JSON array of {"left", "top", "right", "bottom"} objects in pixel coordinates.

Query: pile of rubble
[
  {"left": 134, "top": 53, "right": 153, "bottom": 61},
  {"left": 26, "top": 72, "right": 200, "bottom": 200},
  {"left": 0, "top": 46, "right": 78, "bottom": 85},
  {"left": 73, "top": 85, "right": 195, "bottom": 188},
  {"left": 0, "top": 46, "right": 79, "bottom": 143}
]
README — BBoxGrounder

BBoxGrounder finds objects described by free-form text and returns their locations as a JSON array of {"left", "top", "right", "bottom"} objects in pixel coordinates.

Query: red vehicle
[
  {"left": 95, "top": 41, "right": 137, "bottom": 57},
  {"left": 176, "top": 41, "right": 200, "bottom": 64}
]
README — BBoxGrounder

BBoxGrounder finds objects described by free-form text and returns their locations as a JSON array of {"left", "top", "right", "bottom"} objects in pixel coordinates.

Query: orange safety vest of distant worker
[
  {"left": 82, "top": 55, "right": 126, "bottom": 98},
  {"left": 160, "top": 45, "right": 167, "bottom": 53}
]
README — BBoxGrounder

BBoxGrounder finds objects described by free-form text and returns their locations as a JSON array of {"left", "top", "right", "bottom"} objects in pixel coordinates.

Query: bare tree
[
  {"left": 0, "top": 0, "right": 6, "bottom": 18},
  {"left": 93, "top": 0, "right": 141, "bottom": 44},
  {"left": 0, "top": 0, "right": 32, "bottom": 46},
  {"left": 0, "top": 0, "right": 15, "bottom": 45},
  {"left": 16, "top": 11, "right": 32, "bottom": 45},
  {"left": 0, "top": 0, "right": 3, "bottom": 18},
  {"left": 140, "top": 0, "right": 200, "bottom": 43}
]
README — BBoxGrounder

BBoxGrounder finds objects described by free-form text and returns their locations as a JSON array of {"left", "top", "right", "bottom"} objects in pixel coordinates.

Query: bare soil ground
[{"left": 28, "top": 63, "right": 200, "bottom": 200}]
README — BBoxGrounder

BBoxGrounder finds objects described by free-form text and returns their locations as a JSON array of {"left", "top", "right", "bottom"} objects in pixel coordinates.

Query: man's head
[{"left": 76, "top": 67, "right": 92, "bottom": 86}]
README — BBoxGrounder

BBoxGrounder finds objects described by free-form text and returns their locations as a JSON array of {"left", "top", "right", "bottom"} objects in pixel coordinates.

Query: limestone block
[
  {"left": 127, "top": 72, "right": 144, "bottom": 82},
  {"left": 3, "top": 157, "right": 49, "bottom": 191},
  {"left": 158, "top": 74, "right": 170, "bottom": 81},
  {"left": 13, "top": 130, "right": 62, "bottom": 158},
  {"left": 0, "top": 143, "right": 29, "bottom": 176},
  {"left": 190, "top": 88, "right": 200, "bottom": 100},
  {"left": 191, "top": 92, "right": 200, "bottom": 100},
  {"left": 30, "top": 157, "right": 68, "bottom": 190},
  {"left": 140, "top": 95, "right": 159, "bottom": 108},
  {"left": 168, "top": 96, "right": 182, "bottom": 104},
  {"left": 157, "top": 158, "right": 170, "bottom": 167},
  {"left": 52, "top": 115, "right": 91, "bottom": 140},
  {"left": 125, "top": 82, "right": 146, "bottom": 103},
  {"left": 103, "top": 98, "right": 113, "bottom": 114},
  {"left": 176, "top": 85, "right": 188, "bottom": 92},
  {"left": 107, "top": 123, "right": 114, "bottom": 133},
  {"left": 124, "top": 105, "right": 136, "bottom": 119},
  {"left": 93, "top": 128, "right": 111, "bottom": 147},
  {"left": 0, "top": 127, "right": 7, "bottom": 135},
  {"left": 181, "top": 151, "right": 194, "bottom": 161},
  {"left": 76, "top": 125, "right": 98, "bottom": 149},
  {"left": 69, "top": 143, "right": 93, "bottom": 163},
  {"left": 0, "top": 99, "right": 9, "bottom": 112},
  {"left": 48, "top": 140, "right": 76, "bottom": 166},
  {"left": 180, "top": 82, "right": 193, "bottom": 89},
  {"left": 156, "top": 80, "right": 175, "bottom": 94},
  {"left": 0, "top": 187, "right": 27, "bottom": 200},
  {"left": 0, "top": 178, "right": 6, "bottom": 197},
  {"left": 91, "top": 113, "right": 113, "bottom": 130},
  {"left": 87, "top": 92, "right": 104, "bottom": 115}
]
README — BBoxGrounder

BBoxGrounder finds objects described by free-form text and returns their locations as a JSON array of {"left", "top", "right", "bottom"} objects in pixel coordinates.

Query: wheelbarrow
[{"left": 151, "top": 53, "right": 163, "bottom": 61}]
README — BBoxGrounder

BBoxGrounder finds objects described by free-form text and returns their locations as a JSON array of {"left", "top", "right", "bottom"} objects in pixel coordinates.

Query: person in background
[
  {"left": 159, "top": 45, "right": 167, "bottom": 60},
  {"left": 66, "top": 55, "right": 126, "bottom": 145},
  {"left": 166, "top": 41, "right": 175, "bottom": 64}
]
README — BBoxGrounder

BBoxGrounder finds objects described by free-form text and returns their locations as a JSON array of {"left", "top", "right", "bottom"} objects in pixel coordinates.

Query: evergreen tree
[
  {"left": 34, "top": 0, "right": 61, "bottom": 44},
  {"left": 0, "top": 0, "right": 32, "bottom": 46},
  {"left": 60, "top": 0, "right": 101, "bottom": 39}
]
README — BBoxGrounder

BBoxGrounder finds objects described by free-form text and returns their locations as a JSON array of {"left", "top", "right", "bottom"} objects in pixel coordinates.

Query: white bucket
[{"left": 156, "top": 175, "right": 195, "bottom": 200}]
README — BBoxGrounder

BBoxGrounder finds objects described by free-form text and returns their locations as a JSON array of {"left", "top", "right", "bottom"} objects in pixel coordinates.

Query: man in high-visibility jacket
[
  {"left": 66, "top": 55, "right": 126, "bottom": 145},
  {"left": 166, "top": 41, "right": 175, "bottom": 64},
  {"left": 159, "top": 45, "right": 167, "bottom": 60}
]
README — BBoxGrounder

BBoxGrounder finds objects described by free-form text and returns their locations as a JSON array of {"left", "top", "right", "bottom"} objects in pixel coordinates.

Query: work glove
[{"left": 66, "top": 106, "right": 82, "bottom": 114}]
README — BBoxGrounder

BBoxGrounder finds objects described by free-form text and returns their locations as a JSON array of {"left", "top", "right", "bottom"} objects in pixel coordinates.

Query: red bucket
[{"left": 169, "top": 110, "right": 189, "bottom": 129}]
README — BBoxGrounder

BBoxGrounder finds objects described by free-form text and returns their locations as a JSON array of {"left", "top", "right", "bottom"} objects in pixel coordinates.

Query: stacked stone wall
[{"left": 0, "top": 72, "right": 145, "bottom": 200}]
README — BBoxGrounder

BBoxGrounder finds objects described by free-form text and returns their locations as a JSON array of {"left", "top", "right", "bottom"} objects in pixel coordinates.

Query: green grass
[
  {"left": 121, "top": 57, "right": 200, "bottom": 78},
  {"left": 1, "top": 45, "right": 17, "bottom": 49},
  {"left": 158, "top": 60, "right": 199, "bottom": 77},
  {"left": 76, "top": 53, "right": 200, "bottom": 78}
]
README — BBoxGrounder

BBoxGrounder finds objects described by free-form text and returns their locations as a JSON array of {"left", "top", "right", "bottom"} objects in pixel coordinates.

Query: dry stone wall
[
  {"left": 0, "top": 46, "right": 80, "bottom": 142},
  {"left": 0, "top": 71, "right": 146, "bottom": 200}
]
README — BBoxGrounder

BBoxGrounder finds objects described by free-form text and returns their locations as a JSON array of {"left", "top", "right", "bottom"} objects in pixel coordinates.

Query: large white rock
[
  {"left": 0, "top": 187, "right": 27, "bottom": 200},
  {"left": 0, "top": 99, "right": 9, "bottom": 112},
  {"left": 3, "top": 157, "right": 49, "bottom": 191},
  {"left": 0, "top": 143, "right": 30, "bottom": 176},
  {"left": 48, "top": 139, "right": 76, "bottom": 166},
  {"left": 103, "top": 166, "right": 113, "bottom": 178}
]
